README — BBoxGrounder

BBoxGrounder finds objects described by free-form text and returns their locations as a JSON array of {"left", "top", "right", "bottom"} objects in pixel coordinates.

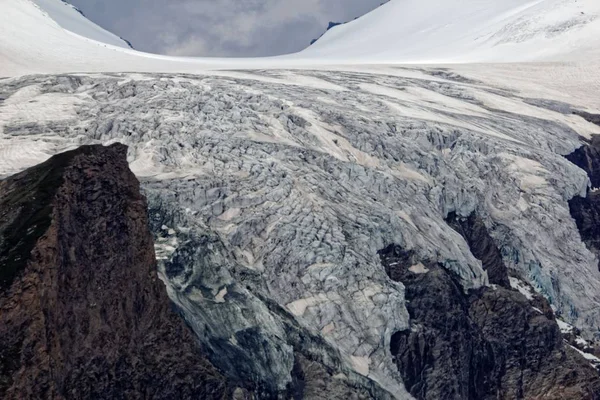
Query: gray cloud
[{"left": 67, "top": 0, "right": 384, "bottom": 56}]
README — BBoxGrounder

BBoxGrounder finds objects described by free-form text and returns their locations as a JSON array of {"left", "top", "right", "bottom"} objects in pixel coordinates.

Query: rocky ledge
[
  {"left": 0, "top": 144, "right": 233, "bottom": 399},
  {"left": 566, "top": 131, "right": 600, "bottom": 273},
  {"left": 380, "top": 244, "right": 600, "bottom": 400}
]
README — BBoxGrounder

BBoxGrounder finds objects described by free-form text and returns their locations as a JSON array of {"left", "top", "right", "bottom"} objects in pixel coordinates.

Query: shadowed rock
[
  {"left": 566, "top": 135, "right": 600, "bottom": 188},
  {"left": 446, "top": 211, "right": 510, "bottom": 287},
  {"left": 565, "top": 132, "right": 600, "bottom": 272},
  {"left": 380, "top": 244, "right": 600, "bottom": 400},
  {"left": 0, "top": 144, "right": 235, "bottom": 399},
  {"left": 569, "top": 191, "right": 600, "bottom": 272},
  {"left": 574, "top": 111, "right": 600, "bottom": 128}
]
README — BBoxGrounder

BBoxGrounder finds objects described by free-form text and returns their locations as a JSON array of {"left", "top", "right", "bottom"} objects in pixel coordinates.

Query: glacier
[{"left": 1, "top": 68, "right": 600, "bottom": 397}]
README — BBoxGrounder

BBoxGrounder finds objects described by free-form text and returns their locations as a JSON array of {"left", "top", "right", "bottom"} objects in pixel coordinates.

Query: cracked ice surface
[{"left": 1, "top": 69, "right": 600, "bottom": 395}]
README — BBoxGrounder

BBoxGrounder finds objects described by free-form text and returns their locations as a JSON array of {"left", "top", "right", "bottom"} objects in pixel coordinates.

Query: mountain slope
[
  {"left": 2, "top": 0, "right": 600, "bottom": 78},
  {"left": 0, "top": 143, "right": 388, "bottom": 399},
  {"left": 304, "top": 0, "right": 600, "bottom": 62},
  {"left": 0, "top": 0, "right": 243, "bottom": 77},
  {"left": 33, "top": 0, "right": 132, "bottom": 49}
]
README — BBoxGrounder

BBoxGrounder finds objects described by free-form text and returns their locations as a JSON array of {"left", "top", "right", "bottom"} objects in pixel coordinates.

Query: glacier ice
[{"left": 1, "top": 69, "right": 600, "bottom": 397}]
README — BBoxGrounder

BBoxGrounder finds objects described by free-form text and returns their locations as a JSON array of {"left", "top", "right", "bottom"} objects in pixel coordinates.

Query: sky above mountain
[{"left": 65, "top": 0, "right": 385, "bottom": 57}]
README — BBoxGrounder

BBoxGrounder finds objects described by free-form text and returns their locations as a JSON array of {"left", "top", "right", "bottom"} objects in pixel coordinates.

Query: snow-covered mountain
[
  {"left": 3, "top": 0, "right": 600, "bottom": 77},
  {"left": 3, "top": 0, "right": 600, "bottom": 398},
  {"left": 305, "top": 0, "right": 600, "bottom": 62},
  {"left": 33, "top": 0, "right": 133, "bottom": 49}
]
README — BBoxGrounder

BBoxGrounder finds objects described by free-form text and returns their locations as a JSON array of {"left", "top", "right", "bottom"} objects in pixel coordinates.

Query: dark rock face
[
  {"left": 310, "top": 22, "right": 342, "bottom": 45},
  {"left": 309, "top": 1, "right": 389, "bottom": 45},
  {"left": 0, "top": 144, "right": 232, "bottom": 399},
  {"left": 380, "top": 245, "right": 600, "bottom": 400},
  {"left": 566, "top": 134, "right": 600, "bottom": 272},
  {"left": 446, "top": 211, "right": 510, "bottom": 287},
  {"left": 570, "top": 191, "right": 600, "bottom": 271},
  {"left": 574, "top": 111, "right": 600, "bottom": 128},
  {"left": 566, "top": 135, "right": 600, "bottom": 188},
  {"left": 384, "top": 248, "right": 492, "bottom": 400}
]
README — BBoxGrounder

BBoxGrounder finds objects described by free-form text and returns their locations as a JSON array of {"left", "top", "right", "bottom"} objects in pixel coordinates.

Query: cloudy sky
[{"left": 67, "top": 0, "right": 385, "bottom": 57}]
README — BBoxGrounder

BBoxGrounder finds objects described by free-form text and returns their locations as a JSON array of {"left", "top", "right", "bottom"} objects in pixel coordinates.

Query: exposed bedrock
[
  {"left": 0, "top": 144, "right": 233, "bottom": 399},
  {"left": 445, "top": 211, "right": 510, "bottom": 287},
  {"left": 573, "top": 111, "right": 600, "bottom": 129},
  {"left": 569, "top": 191, "right": 600, "bottom": 272},
  {"left": 0, "top": 143, "right": 387, "bottom": 400},
  {"left": 566, "top": 135, "right": 600, "bottom": 188},
  {"left": 380, "top": 245, "right": 600, "bottom": 400},
  {"left": 567, "top": 134, "right": 600, "bottom": 272}
]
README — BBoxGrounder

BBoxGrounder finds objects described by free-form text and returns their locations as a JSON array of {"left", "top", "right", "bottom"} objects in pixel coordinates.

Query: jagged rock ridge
[
  {"left": 0, "top": 144, "right": 232, "bottom": 399},
  {"left": 566, "top": 135, "right": 600, "bottom": 189},
  {"left": 309, "top": 1, "right": 389, "bottom": 46},
  {"left": 567, "top": 125, "right": 600, "bottom": 272},
  {"left": 380, "top": 245, "right": 600, "bottom": 400},
  {"left": 569, "top": 190, "right": 600, "bottom": 272}
]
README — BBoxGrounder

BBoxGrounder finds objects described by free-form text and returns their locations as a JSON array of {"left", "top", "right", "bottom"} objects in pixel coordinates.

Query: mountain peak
[{"left": 0, "top": 143, "right": 234, "bottom": 398}]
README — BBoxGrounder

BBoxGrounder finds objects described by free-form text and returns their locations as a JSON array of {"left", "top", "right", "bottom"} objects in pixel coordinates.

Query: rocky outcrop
[
  {"left": 310, "top": 22, "right": 343, "bottom": 45},
  {"left": 0, "top": 144, "right": 232, "bottom": 399},
  {"left": 380, "top": 244, "right": 600, "bottom": 400},
  {"left": 446, "top": 212, "right": 510, "bottom": 287},
  {"left": 566, "top": 133, "right": 600, "bottom": 272},
  {"left": 574, "top": 111, "right": 600, "bottom": 128},
  {"left": 0, "top": 143, "right": 385, "bottom": 400},
  {"left": 569, "top": 191, "right": 600, "bottom": 271},
  {"left": 309, "top": 1, "right": 389, "bottom": 45},
  {"left": 566, "top": 135, "right": 600, "bottom": 188}
]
